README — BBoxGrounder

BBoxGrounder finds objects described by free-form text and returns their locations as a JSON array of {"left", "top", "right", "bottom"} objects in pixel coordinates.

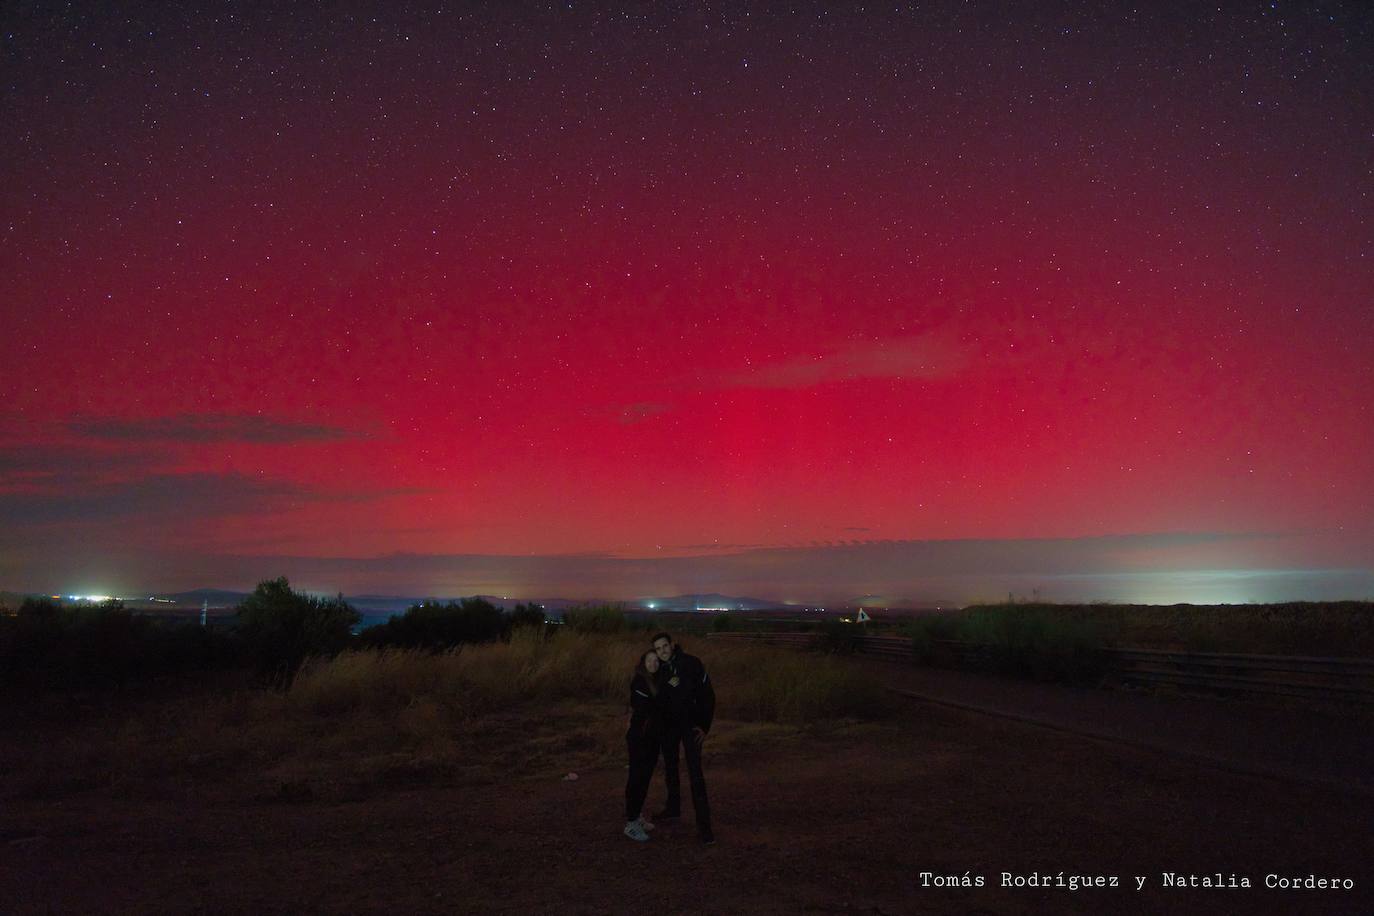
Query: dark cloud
[
  {"left": 69, "top": 413, "right": 371, "bottom": 444},
  {"left": 0, "top": 471, "right": 424, "bottom": 526},
  {"left": 673, "top": 542, "right": 773, "bottom": 551},
  {"left": 609, "top": 335, "right": 964, "bottom": 419},
  {"left": 0, "top": 444, "right": 154, "bottom": 481},
  {"left": 0, "top": 472, "right": 311, "bottom": 524},
  {"left": 726, "top": 334, "right": 965, "bottom": 390}
]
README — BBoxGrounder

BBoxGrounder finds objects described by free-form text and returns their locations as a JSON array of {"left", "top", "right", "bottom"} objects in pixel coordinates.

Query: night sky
[{"left": 3, "top": 2, "right": 1372, "bottom": 604}]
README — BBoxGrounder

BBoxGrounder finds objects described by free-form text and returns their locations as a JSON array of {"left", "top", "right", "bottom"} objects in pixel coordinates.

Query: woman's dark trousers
[{"left": 625, "top": 733, "right": 659, "bottom": 821}]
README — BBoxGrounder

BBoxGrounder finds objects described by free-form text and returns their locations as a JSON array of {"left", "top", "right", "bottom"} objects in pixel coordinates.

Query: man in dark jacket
[{"left": 651, "top": 631, "right": 715, "bottom": 844}]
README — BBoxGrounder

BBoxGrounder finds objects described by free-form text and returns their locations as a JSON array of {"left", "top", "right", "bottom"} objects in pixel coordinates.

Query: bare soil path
[
  {"left": 5, "top": 693, "right": 1371, "bottom": 915},
  {"left": 870, "top": 659, "right": 1374, "bottom": 796}
]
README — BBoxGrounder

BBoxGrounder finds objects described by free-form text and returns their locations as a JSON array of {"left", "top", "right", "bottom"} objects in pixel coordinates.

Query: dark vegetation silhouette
[
  {"left": 711, "top": 612, "right": 738, "bottom": 632},
  {"left": 815, "top": 618, "right": 863, "bottom": 654},
  {"left": 0, "top": 580, "right": 553, "bottom": 692},
  {"left": 234, "top": 577, "right": 359, "bottom": 687},
  {"left": 356, "top": 597, "right": 540, "bottom": 651},
  {"left": 5, "top": 585, "right": 1372, "bottom": 696},
  {"left": 507, "top": 602, "right": 546, "bottom": 631},
  {"left": 899, "top": 601, "right": 1374, "bottom": 683},
  {"left": 561, "top": 603, "right": 627, "bottom": 634},
  {"left": 0, "top": 596, "right": 239, "bottom": 689}
]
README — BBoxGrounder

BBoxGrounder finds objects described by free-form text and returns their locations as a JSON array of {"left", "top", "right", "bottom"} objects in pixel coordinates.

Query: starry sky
[{"left": 3, "top": 2, "right": 1372, "bottom": 604}]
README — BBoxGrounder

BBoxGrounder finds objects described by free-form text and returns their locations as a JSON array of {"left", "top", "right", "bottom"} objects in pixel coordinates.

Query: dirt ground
[{"left": 4, "top": 681, "right": 1372, "bottom": 915}]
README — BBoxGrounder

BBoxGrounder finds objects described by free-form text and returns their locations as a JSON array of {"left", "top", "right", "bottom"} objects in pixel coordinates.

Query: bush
[
  {"left": 0, "top": 597, "right": 242, "bottom": 689},
  {"left": 357, "top": 598, "right": 507, "bottom": 652},
  {"left": 893, "top": 605, "right": 1109, "bottom": 682},
  {"left": 943, "top": 604, "right": 1107, "bottom": 684},
  {"left": 507, "top": 603, "right": 546, "bottom": 631},
  {"left": 815, "top": 619, "right": 860, "bottom": 655},
  {"left": 902, "top": 613, "right": 960, "bottom": 664},
  {"left": 711, "top": 613, "right": 738, "bottom": 633},
  {"left": 235, "top": 577, "right": 359, "bottom": 686},
  {"left": 562, "top": 604, "right": 626, "bottom": 634}
]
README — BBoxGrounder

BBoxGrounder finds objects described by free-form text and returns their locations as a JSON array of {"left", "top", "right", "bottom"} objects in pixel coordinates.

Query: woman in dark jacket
[{"left": 623, "top": 650, "right": 664, "bottom": 841}]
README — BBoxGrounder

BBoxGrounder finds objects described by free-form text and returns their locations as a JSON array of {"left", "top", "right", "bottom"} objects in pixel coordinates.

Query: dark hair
[
  {"left": 651, "top": 631, "right": 673, "bottom": 646},
  {"left": 634, "top": 651, "right": 659, "bottom": 696}
]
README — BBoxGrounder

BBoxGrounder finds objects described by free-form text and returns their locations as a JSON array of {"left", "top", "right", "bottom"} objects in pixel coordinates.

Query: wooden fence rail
[{"left": 706, "top": 632, "right": 1374, "bottom": 705}]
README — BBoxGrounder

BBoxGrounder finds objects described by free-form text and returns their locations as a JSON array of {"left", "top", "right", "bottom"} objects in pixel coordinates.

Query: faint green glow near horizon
[{"left": 1021, "top": 568, "right": 1372, "bottom": 605}]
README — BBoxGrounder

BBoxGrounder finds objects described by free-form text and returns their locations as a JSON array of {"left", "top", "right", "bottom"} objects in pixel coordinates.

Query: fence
[{"left": 706, "top": 632, "right": 1374, "bottom": 705}]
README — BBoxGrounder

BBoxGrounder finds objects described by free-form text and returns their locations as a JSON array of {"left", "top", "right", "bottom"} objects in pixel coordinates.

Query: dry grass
[
  {"left": 4, "top": 631, "right": 886, "bottom": 804},
  {"left": 289, "top": 628, "right": 886, "bottom": 722}
]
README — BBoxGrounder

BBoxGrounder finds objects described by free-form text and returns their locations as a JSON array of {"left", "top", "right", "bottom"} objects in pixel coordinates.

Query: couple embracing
[{"left": 624, "top": 632, "right": 715, "bottom": 845}]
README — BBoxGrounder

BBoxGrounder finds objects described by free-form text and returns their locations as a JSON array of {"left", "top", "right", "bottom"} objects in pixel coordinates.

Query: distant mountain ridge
[
  {"left": 5, "top": 587, "right": 921, "bottom": 613},
  {"left": 151, "top": 589, "right": 789, "bottom": 613}
]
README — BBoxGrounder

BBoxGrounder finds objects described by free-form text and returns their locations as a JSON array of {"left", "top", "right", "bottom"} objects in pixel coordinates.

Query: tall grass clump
[
  {"left": 454, "top": 626, "right": 633, "bottom": 708},
  {"left": 1098, "top": 601, "right": 1374, "bottom": 656},
  {"left": 285, "top": 629, "right": 887, "bottom": 725},
  {"left": 901, "top": 613, "right": 960, "bottom": 664},
  {"left": 288, "top": 628, "right": 633, "bottom": 720},
  {"left": 815, "top": 618, "right": 862, "bottom": 655},
  {"left": 957, "top": 605, "right": 1107, "bottom": 684},
  {"left": 953, "top": 601, "right": 1374, "bottom": 658},
  {"left": 289, "top": 649, "right": 452, "bottom": 716},
  {"left": 900, "top": 604, "right": 1107, "bottom": 684},
  {"left": 721, "top": 645, "right": 887, "bottom": 722}
]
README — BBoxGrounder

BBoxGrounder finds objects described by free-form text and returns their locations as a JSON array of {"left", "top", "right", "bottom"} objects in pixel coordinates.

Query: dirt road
[{"left": 874, "top": 659, "right": 1374, "bottom": 796}]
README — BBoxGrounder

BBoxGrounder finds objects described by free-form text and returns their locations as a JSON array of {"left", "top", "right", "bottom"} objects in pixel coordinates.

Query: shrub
[
  {"left": 902, "top": 613, "right": 960, "bottom": 664},
  {"left": 235, "top": 577, "right": 360, "bottom": 686},
  {"left": 815, "top": 618, "right": 860, "bottom": 655},
  {"left": 0, "top": 597, "right": 243, "bottom": 689},
  {"left": 563, "top": 604, "right": 626, "bottom": 634},
  {"left": 949, "top": 604, "right": 1107, "bottom": 684},
  {"left": 508, "top": 602, "right": 546, "bottom": 631},
  {"left": 711, "top": 613, "right": 738, "bottom": 633},
  {"left": 357, "top": 597, "right": 506, "bottom": 651}
]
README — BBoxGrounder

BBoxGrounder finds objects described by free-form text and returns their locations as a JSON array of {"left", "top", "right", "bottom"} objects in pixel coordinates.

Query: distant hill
[
  {"left": 635, "top": 593, "right": 781, "bottom": 611},
  {"left": 165, "top": 588, "right": 251, "bottom": 607},
  {"left": 17, "top": 588, "right": 798, "bottom": 614}
]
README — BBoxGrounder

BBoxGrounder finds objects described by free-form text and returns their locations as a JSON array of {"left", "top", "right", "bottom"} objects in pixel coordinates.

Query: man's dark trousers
[{"left": 661, "top": 727, "right": 711, "bottom": 831}]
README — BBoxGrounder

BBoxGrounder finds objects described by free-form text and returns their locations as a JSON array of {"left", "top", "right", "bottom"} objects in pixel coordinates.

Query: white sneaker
[
  {"left": 635, "top": 816, "right": 656, "bottom": 832},
  {"left": 624, "top": 821, "right": 650, "bottom": 842}
]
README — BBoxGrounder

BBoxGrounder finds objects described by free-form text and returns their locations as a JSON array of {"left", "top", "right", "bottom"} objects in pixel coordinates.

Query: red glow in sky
[{"left": 3, "top": 3, "right": 1372, "bottom": 602}]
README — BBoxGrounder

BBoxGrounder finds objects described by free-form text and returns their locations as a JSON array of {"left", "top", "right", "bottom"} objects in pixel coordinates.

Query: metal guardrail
[{"left": 706, "top": 632, "right": 1374, "bottom": 705}]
